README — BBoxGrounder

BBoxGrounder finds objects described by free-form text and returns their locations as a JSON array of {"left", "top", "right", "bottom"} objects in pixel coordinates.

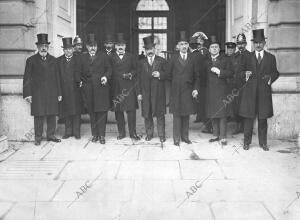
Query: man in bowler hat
[
  {"left": 238, "top": 29, "right": 279, "bottom": 151},
  {"left": 57, "top": 37, "right": 82, "bottom": 139},
  {"left": 167, "top": 31, "right": 200, "bottom": 146},
  {"left": 104, "top": 34, "right": 115, "bottom": 56},
  {"left": 77, "top": 33, "right": 112, "bottom": 144},
  {"left": 23, "top": 33, "right": 62, "bottom": 145},
  {"left": 110, "top": 33, "right": 140, "bottom": 140},
  {"left": 137, "top": 35, "right": 168, "bottom": 143}
]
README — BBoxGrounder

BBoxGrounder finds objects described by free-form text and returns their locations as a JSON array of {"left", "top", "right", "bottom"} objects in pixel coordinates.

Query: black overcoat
[
  {"left": 205, "top": 54, "right": 233, "bottom": 118},
  {"left": 110, "top": 52, "right": 139, "bottom": 112},
  {"left": 238, "top": 51, "right": 279, "bottom": 119},
  {"left": 137, "top": 55, "right": 168, "bottom": 118},
  {"left": 167, "top": 53, "right": 200, "bottom": 116},
  {"left": 23, "top": 53, "right": 62, "bottom": 116}
]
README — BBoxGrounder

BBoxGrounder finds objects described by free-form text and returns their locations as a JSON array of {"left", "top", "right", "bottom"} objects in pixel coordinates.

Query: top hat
[
  {"left": 86, "top": 33, "right": 97, "bottom": 46},
  {"left": 178, "top": 31, "right": 188, "bottom": 43},
  {"left": 104, "top": 34, "right": 115, "bottom": 44},
  {"left": 36, "top": 33, "right": 50, "bottom": 45},
  {"left": 236, "top": 33, "right": 246, "bottom": 44},
  {"left": 251, "top": 29, "right": 266, "bottom": 42},
  {"left": 143, "top": 35, "right": 155, "bottom": 49},
  {"left": 73, "top": 35, "right": 83, "bottom": 45},
  {"left": 116, "top": 33, "right": 126, "bottom": 44},
  {"left": 225, "top": 42, "right": 236, "bottom": 49},
  {"left": 208, "top": 35, "right": 220, "bottom": 47},
  {"left": 62, "top": 37, "right": 73, "bottom": 48}
]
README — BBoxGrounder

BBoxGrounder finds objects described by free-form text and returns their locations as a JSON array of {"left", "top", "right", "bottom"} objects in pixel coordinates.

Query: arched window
[{"left": 136, "top": 0, "right": 169, "bottom": 57}]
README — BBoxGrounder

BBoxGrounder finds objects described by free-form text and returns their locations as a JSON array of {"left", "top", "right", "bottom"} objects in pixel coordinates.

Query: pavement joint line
[
  {"left": 261, "top": 201, "right": 276, "bottom": 220},
  {"left": 177, "top": 160, "right": 183, "bottom": 180},
  {"left": 114, "top": 162, "right": 122, "bottom": 179},
  {"left": 40, "top": 149, "right": 52, "bottom": 161},
  {"left": 53, "top": 160, "right": 72, "bottom": 180},
  {"left": 83, "top": 140, "right": 91, "bottom": 149},
  {"left": 96, "top": 146, "right": 106, "bottom": 160},
  {"left": 137, "top": 149, "right": 140, "bottom": 160},
  {"left": 41, "top": 142, "right": 49, "bottom": 149},
  {"left": 49, "top": 180, "right": 66, "bottom": 201},
  {"left": 214, "top": 159, "right": 228, "bottom": 180},
  {"left": 0, "top": 202, "right": 16, "bottom": 219},
  {"left": 0, "top": 148, "right": 20, "bottom": 163}
]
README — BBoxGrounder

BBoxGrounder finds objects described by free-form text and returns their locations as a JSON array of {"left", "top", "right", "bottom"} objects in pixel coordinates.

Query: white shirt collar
[
  {"left": 255, "top": 50, "right": 264, "bottom": 59},
  {"left": 211, "top": 54, "right": 219, "bottom": 60},
  {"left": 147, "top": 55, "right": 155, "bottom": 61},
  {"left": 180, "top": 52, "right": 187, "bottom": 59}
]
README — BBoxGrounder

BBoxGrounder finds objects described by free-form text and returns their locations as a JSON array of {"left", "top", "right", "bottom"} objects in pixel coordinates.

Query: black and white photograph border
[{"left": 0, "top": 0, "right": 299, "bottom": 220}]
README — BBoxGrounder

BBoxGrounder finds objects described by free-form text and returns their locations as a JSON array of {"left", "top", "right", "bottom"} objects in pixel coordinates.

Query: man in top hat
[
  {"left": 205, "top": 36, "right": 233, "bottom": 146},
  {"left": 104, "top": 34, "right": 115, "bottom": 56},
  {"left": 137, "top": 35, "right": 168, "bottom": 143},
  {"left": 23, "top": 33, "right": 62, "bottom": 145},
  {"left": 57, "top": 37, "right": 82, "bottom": 139},
  {"left": 111, "top": 33, "right": 140, "bottom": 140},
  {"left": 167, "top": 31, "right": 200, "bottom": 146},
  {"left": 73, "top": 35, "right": 83, "bottom": 54},
  {"left": 77, "top": 33, "right": 112, "bottom": 144},
  {"left": 238, "top": 29, "right": 279, "bottom": 151}
]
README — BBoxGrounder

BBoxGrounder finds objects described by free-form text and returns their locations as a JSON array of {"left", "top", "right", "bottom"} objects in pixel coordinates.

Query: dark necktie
[{"left": 257, "top": 53, "right": 262, "bottom": 64}]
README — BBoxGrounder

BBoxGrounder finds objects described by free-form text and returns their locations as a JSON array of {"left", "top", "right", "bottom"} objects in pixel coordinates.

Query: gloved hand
[{"left": 123, "top": 73, "right": 132, "bottom": 80}]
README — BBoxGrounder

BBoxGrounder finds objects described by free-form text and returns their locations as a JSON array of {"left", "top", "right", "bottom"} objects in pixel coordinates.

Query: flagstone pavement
[{"left": 0, "top": 113, "right": 299, "bottom": 220}]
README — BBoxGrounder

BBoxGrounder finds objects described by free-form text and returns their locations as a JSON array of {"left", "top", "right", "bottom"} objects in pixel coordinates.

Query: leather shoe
[
  {"left": 160, "top": 137, "right": 166, "bottom": 143},
  {"left": 62, "top": 134, "right": 72, "bottom": 139},
  {"left": 202, "top": 127, "right": 213, "bottom": 134},
  {"left": 261, "top": 144, "right": 269, "bottom": 151},
  {"left": 47, "top": 137, "right": 61, "bottom": 143},
  {"left": 145, "top": 135, "right": 153, "bottom": 141},
  {"left": 209, "top": 137, "right": 219, "bottom": 142},
  {"left": 130, "top": 134, "right": 141, "bottom": 140},
  {"left": 174, "top": 141, "right": 180, "bottom": 146},
  {"left": 91, "top": 136, "right": 98, "bottom": 142},
  {"left": 243, "top": 144, "right": 250, "bottom": 150},
  {"left": 182, "top": 139, "right": 192, "bottom": 144},
  {"left": 74, "top": 135, "right": 81, "bottom": 139},
  {"left": 220, "top": 139, "right": 227, "bottom": 146},
  {"left": 117, "top": 135, "right": 125, "bottom": 140},
  {"left": 99, "top": 136, "right": 105, "bottom": 144},
  {"left": 35, "top": 140, "right": 41, "bottom": 146}
]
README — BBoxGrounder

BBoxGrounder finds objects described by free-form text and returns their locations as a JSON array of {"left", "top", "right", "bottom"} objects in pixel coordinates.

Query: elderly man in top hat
[
  {"left": 73, "top": 35, "right": 83, "bottom": 54},
  {"left": 23, "top": 33, "right": 62, "bottom": 145},
  {"left": 57, "top": 37, "right": 82, "bottom": 139},
  {"left": 111, "top": 33, "right": 140, "bottom": 140},
  {"left": 205, "top": 36, "right": 233, "bottom": 146},
  {"left": 77, "top": 33, "right": 112, "bottom": 144},
  {"left": 167, "top": 31, "right": 200, "bottom": 146},
  {"left": 137, "top": 35, "right": 168, "bottom": 143},
  {"left": 238, "top": 29, "right": 279, "bottom": 151}
]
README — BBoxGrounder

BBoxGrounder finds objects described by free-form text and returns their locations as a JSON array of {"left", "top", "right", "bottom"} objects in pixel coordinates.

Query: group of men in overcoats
[{"left": 23, "top": 28, "right": 279, "bottom": 151}]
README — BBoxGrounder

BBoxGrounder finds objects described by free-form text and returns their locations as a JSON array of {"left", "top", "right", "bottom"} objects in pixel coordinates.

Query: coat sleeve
[
  {"left": 55, "top": 58, "right": 62, "bottom": 97},
  {"left": 104, "top": 55, "right": 112, "bottom": 80},
  {"left": 193, "top": 56, "right": 201, "bottom": 91},
  {"left": 23, "top": 57, "right": 32, "bottom": 98},
  {"left": 74, "top": 55, "right": 82, "bottom": 83},
  {"left": 218, "top": 58, "right": 234, "bottom": 79},
  {"left": 158, "top": 58, "right": 168, "bottom": 80},
  {"left": 166, "top": 56, "right": 175, "bottom": 81},
  {"left": 269, "top": 54, "right": 279, "bottom": 84},
  {"left": 136, "top": 61, "right": 142, "bottom": 95}
]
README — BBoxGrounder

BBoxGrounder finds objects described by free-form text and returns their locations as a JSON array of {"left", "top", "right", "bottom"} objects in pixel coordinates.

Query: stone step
[{"left": 0, "top": 135, "right": 8, "bottom": 153}]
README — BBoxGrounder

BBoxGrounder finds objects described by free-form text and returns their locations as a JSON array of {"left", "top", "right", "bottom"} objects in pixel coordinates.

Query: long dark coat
[
  {"left": 205, "top": 54, "right": 233, "bottom": 118},
  {"left": 57, "top": 55, "right": 82, "bottom": 118},
  {"left": 137, "top": 55, "right": 168, "bottom": 118},
  {"left": 77, "top": 52, "right": 112, "bottom": 112},
  {"left": 167, "top": 53, "right": 200, "bottom": 116},
  {"left": 238, "top": 51, "right": 279, "bottom": 119},
  {"left": 110, "top": 52, "right": 138, "bottom": 112},
  {"left": 23, "top": 53, "right": 62, "bottom": 116}
]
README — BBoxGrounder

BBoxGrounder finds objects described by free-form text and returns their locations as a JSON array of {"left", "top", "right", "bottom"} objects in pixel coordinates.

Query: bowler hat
[
  {"left": 86, "top": 33, "right": 97, "bottom": 46},
  {"left": 36, "top": 33, "right": 50, "bottom": 45},
  {"left": 143, "top": 35, "right": 155, "bottom": 49},
  {"left": 208, "top": 35, "right": 220, "bottom": 47},
  {"left": 178, "top": 31, "right": 188, "bottom": 43},
  {"left": 251, "top": 29, "right": 266, "bottom": 42},
  {"left": 62, "top": 37, "right": 73, "bottom": 48},
  {"left": 116, "top": 33, "right": 126, "bottom": 44},
  {"left": 236, "top": 33, "right": 246, "bottom": 44},
  {"left": 225, "top": 42, "right": 236, "bottom": 49}
]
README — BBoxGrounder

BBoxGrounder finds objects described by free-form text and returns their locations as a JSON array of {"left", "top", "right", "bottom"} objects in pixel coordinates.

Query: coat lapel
[
  {"left": 152, "top": 56, "right": 159, "bottom": 70},
  {"left": 251, "top": 52, "right": 257, "bottom": 73}
]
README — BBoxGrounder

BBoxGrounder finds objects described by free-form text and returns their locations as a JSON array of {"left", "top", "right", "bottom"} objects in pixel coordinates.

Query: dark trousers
[
  {"left": 90, "top": 111, "right": 107, "bottom": 137},
  {"left": 115, "top": 110, "right": 136, "bottom": 136},
  {"left": 65, "top": 115, "right": 81, "bottom": 137},
  {"left": 144, "top": 115, "right": 165, "bottom": 138},
  {"left": 212, "top": 117, "right": 227, "bottom": 139},
  {"left": 244, "top": 118, "right": 267, "bottom": 146},
  {"left": 34, "top": 115, "right": 56, "bottom": 141},
  {"left": 173, "top": 115, "right": 189, "bottom": 142}
]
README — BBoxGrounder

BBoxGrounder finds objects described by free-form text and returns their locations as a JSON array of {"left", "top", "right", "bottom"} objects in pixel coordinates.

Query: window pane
[
  {"left": 138, "top": 17, "right": 152, "bottom": 29},
  {"left": 154, "top": 33, "right": 167, "bottom": 57},
  {"left": 136, "top": 0, "right": 169, "bottom": 11},
  {"left": 153, "top": 17, "right": 167, "bottom": 29},
  {"left": 138, "top": 33, "right": 152, "bottom": 55}
]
